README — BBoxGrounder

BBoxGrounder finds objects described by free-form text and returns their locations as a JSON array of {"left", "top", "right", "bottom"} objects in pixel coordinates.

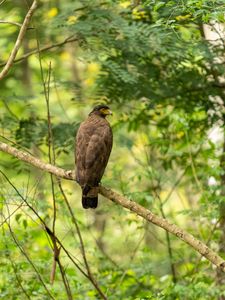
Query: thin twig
[
  {"left": 6, "top": 222, "right": 55, "bottom": 299},
  {"left": 4, "top": 239, "right": 31, "bottom": 300},
  {"left": 0, "top": 0, "right": 38, "bottom": 80},
  {"left": 38, "top": 54, "right": 72, "bottom": 296},
  {"left": 189, "top": 218, "right": 221, "bottom": 277},
  {"left": 0, "top": 169, "right": 108, "bottom": 299},
  {"left": 57, "top": 259, "right": 73, "bottom": 300},
  {"left": 93, "top": 231, "right": 150, "bottom": 289},
  {"left": 157, "top": 194, "right": 177, "bottom": 283},
  {"left": 162, "top": 168, "right": 188, "bottom": 206},
  {"left": 0, "top": 20, "right": 23, "bottom": 27},
  {"left": 1, "top": 142, "right": 225, "bottom": 272},
  {"left": 0, "top": 0, "right": 6, "bottom": 6},
  {"left": 37, "top": 52, "right": 58, "bottom": 284},
  {"left": 100, "top": 186, "right": 225, "bottom": 272},
  {"left": 57, "top": 180, "right": 108, "bottom": 300},
  {"left": 185, "top": 132, "right": 204, "bottom": 194},
  {"left": 118, "top": 233, "right": 145, "bottom": 287},
  {"left": 0, "top": 36, "right": 78, "bottom": 68},
  {"left": 0, "top": 202, "right": 24, "bottom": 227}
]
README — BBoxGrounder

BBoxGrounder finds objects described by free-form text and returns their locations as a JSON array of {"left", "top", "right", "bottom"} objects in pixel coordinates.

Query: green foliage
[{"left": 0, "top": 0, "right": 225, "bottom": 299}]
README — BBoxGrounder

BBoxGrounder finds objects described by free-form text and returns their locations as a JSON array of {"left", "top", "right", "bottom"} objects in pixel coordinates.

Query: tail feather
[
  {"left": 82, "top": 196, "right": 98, "bottom": 209},
  {"left": 82, "top": 185, "right": 98, "bottom": 209}
]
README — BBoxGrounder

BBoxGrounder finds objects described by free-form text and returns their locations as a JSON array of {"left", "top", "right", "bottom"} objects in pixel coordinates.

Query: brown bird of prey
[{"left": 75, "top": 105, "right": 113, "bottom": 209}]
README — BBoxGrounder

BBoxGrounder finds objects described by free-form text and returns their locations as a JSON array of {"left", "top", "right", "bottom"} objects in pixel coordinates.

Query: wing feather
[{"left": 75, "top": 116, "right": 113, "bottom": 187}]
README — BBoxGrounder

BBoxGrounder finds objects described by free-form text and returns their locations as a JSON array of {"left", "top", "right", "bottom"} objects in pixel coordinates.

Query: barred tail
[
  {"left": 82, "top": 185, "right": 98, "bottom": 209},
  {"left": 82, "top": 196, "right": 98, "bottom": 209}
]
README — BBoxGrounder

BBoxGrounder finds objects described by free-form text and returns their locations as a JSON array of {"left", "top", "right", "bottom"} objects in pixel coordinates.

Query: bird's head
[{"left": 89, "top": 105, "right": 112, "bottom": 118}]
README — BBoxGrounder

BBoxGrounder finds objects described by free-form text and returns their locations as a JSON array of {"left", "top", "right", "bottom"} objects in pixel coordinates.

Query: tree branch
[
  {"left": 0, "top": 20, "right": 23, "bottom": 27},
  {"left": 0, "top": 36, "right": 79, "bottom": 68},
  {"left": 0, "top": 0, "right": 6, "bottom": 6},
  {"left": 1, "top": 141, "right": 225, "bottom": 272},
  {"left": 0, "top": 142, "right": 74, "bottom": 180},
  {"left": 0, "top": 0, "right": 38, "bottom": 80},
  {"left": 1, "top": 168, "right": 107, "bottom": 299}
]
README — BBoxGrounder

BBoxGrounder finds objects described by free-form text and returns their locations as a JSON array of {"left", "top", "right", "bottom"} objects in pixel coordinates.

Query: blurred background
[{"left": 0, "top": 0, "right": 225, "bottom": 299}]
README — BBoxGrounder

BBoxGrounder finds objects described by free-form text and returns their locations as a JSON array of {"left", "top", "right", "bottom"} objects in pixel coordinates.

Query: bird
[{"left": 75, "top": 105, "right": 113, "bottom": 209}]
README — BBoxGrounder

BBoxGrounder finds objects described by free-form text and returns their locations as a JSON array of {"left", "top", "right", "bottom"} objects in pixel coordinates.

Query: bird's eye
[{"left": 100, "top": 108, "right": 107, "bottom": 114}]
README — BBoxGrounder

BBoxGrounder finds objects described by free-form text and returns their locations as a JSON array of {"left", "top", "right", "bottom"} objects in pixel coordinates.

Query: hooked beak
[{"left": 107, "top": 109, "right": 113, "bottom": 115}]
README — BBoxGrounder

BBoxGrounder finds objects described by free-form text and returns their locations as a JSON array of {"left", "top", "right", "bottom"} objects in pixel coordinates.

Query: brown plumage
[{"left": 75, "top": 105, "right": 113, "bottom": 209}]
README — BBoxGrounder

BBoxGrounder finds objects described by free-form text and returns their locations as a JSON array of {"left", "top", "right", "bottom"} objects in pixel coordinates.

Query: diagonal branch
[
  {"left": 0, "top": 168, "right": 107, "bottom": 299},
  {"left": 0, "top": 140, "right": 225, "bottom": 272},
  {"left": 0, "top": 36, "right": 79, "bottom": 68},
  {"left": 100, "top": 186, "right": 225, "bottom": 270},
  {"left": 0, "top": 0, "right": 38, "bottom": 80},
  {"left": 0, "top": 20, "right": 23, "bottom": 27},
  {"left": 0, "top": 142, "right": 74, "bottom": 179}
]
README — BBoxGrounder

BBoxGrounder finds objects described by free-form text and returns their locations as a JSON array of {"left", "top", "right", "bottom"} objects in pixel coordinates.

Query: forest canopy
[{"left": 0, "top": 0, "right": 225, "bottom": 299}]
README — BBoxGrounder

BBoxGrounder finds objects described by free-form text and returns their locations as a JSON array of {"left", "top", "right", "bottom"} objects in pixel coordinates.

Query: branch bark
[
  {"left": 0, "top": 142, "right": 74, "bottom": 180},
  {"left": 1, "top": 141, "right": 225, "bottom": 272},
  {"left": 0, "top": 36, "right": 78, "bottom": 68},
  {"left": 0, "top": 0, "right": 38, "bottom": 80},
  {"left": 0, "top": 20, "right": 24, "bottom": 27}
]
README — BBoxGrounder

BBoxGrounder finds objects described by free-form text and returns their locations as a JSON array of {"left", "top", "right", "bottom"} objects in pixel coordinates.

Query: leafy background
[{"left": 0, "top": 0, "right": 225, "bottom": 299}]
